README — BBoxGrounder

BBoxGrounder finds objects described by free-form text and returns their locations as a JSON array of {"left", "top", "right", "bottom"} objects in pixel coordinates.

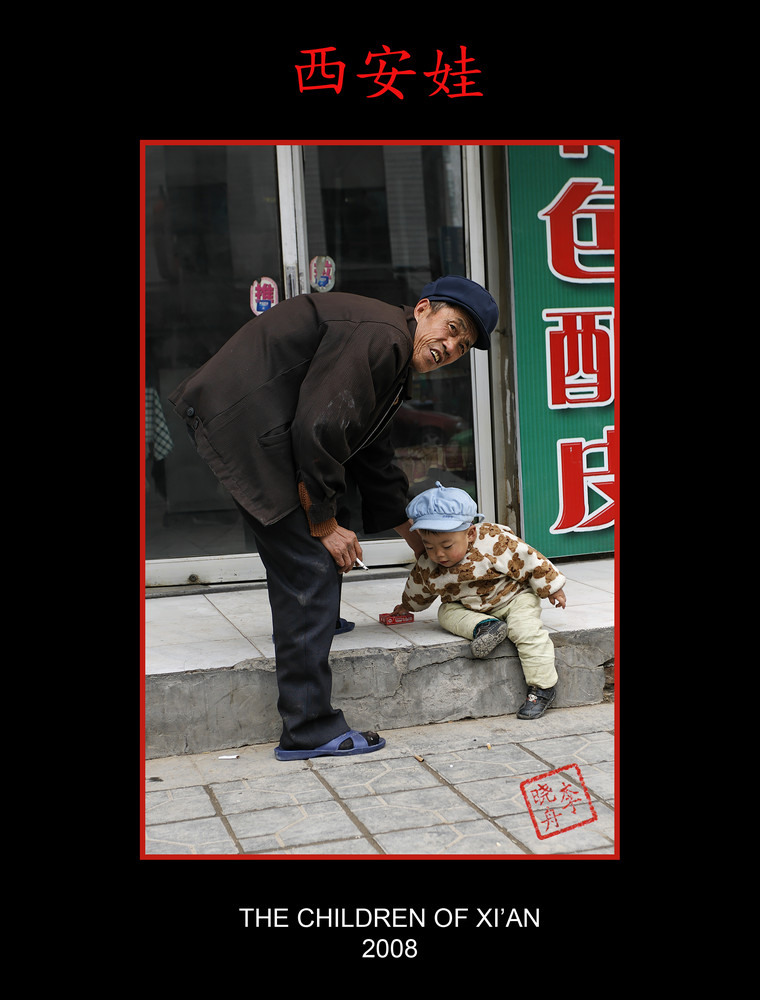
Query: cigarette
[
  {"left": 219, "top": 754, "right": 239, "bottom": 759},
  {"left": 354, "top": 558, "right": 369, "bottom": 570}
]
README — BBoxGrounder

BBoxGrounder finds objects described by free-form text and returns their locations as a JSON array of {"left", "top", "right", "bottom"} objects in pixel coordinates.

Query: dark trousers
[{"left": 237, "top": 503, "right": 349, "bottom": 750}]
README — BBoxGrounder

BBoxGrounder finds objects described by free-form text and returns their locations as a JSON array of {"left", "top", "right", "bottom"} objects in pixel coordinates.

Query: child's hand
[
  {"left": 391, "top": 604, "right": 407, "bottom": 616},
  {"left": 548, "top": 588, "right": 567, "bottom": 609}
]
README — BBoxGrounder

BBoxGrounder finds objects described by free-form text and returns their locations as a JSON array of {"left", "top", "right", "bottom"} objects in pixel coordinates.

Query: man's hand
[{"left": 320, "top": 526, "right": 363, "bottom": 573}]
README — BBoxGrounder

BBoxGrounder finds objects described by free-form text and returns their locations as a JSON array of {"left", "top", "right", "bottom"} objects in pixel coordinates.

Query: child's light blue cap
[{"left": 406, "top": 481, "right": 485, "bottom": 532}]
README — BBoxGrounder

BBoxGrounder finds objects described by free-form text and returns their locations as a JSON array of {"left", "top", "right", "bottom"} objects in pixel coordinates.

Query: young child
[{"left": 392, "top": 482, "right": 567, "bottom": 720}]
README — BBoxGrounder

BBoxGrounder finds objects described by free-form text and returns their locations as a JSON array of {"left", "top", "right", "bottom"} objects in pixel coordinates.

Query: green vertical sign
[{"left": 508, "top": 143, "right": 617, "bottom": 558}]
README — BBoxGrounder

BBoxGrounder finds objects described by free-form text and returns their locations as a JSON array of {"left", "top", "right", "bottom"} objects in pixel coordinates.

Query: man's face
[{"left": 410, "top": 299, "right": 474, "bottom": 373}]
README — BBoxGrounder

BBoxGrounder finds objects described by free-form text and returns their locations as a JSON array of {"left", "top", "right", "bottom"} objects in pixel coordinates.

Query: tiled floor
[
  {"left": 145, "top": 557, "right": 614, "bottom": 676},
  {"left": 144, "top": 701, "right": 616, "bottom": 856}
]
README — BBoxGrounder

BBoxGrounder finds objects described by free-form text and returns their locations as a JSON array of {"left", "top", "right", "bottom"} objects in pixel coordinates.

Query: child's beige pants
[{"left": 438, "top": 589, "right": 558, "bottom": 689}]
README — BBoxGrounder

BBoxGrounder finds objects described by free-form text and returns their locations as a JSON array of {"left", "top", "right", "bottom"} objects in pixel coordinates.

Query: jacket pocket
[{"left": 258, "top": 423, "right": 292, "bottom": 447}]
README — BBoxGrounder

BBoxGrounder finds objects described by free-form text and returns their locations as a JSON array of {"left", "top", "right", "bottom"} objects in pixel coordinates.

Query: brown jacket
[{"left": 168, "top": 292, "right": 415, "bottom": 529}]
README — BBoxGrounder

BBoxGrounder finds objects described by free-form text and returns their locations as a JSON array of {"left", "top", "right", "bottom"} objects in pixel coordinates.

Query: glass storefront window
[
  {"left": 145, "top": 145, "right": 282, "bottom": 562},
  {"left": 144, "top": 143, "right": 477, "bottom": 568},
  {"left": 302, "top": 145, "right": 474, "bottom": 539}
]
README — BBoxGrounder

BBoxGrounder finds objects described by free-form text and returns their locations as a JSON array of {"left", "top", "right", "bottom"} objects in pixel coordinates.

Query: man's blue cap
[
  {"left": 407, "top": 481, "right": 485, "bottom": 532},
  {"left": 420, "top": 275, "right": 499, "bottom": 350}
]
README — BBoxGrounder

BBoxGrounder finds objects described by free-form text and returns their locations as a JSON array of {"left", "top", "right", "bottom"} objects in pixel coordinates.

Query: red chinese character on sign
[
  {"left": 250, "top": 277, "right": 279, "bottom": 315},
  {"left": 357, "top": 44, "right": 415, "bottom": 98},
  {"left": 551, "top": 425, "right": 616, "bottom": 534},
  {"left": 560, "top": 144, "right": 617, "bottom": 158},
  {"left": 295, "top": 47, "right": 346, "bottom": 93},
  {"left": 544, "top": 307, "right": 614, "bottom": 409},
  {"left": 538, "top": 177, "right": 615, "bottom": 283},
  {"left": 424, "top": 46, "right": 483, "bottom": 97}
]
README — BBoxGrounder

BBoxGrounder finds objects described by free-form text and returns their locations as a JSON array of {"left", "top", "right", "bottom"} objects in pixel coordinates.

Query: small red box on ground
[{"left": 379, "top": 613, "right": 414, "bottom": 625}]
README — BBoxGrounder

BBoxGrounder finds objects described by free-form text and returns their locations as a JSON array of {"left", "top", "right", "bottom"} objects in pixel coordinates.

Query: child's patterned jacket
[{"left": 399, "top": 523, "right": 566, "bottom": 614}]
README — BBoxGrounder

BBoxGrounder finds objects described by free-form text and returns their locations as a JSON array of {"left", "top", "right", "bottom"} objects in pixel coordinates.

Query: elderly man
[{"left": 169, "top": 275, "right": 499, "bottom": 760}]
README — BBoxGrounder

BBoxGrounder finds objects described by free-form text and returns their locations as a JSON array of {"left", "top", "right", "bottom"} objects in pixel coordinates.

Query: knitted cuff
[{"left": 298, "top": 482, "right": 339, "bottom": 538}]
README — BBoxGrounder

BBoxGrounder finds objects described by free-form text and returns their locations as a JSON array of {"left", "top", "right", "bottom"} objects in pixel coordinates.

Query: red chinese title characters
[
  {"left": 425, "top": 47, "right": 483, "bottom": 97},
  {"left": 295, "top": 47, "right": 345, "bottom": 93},
  {"left": 357, "top": 45, "right": 415, "bottom": 99},
  {"left": 295, "top": 45, "right": 483, "bottom": 98}
]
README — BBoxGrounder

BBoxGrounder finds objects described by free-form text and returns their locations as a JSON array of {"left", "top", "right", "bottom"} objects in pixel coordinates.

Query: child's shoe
[
  {"left": 516, "top": 685, "right": 556, "bottom": 719},
  {"left": 471, "top": 619, "right": 509, "bottom": 658}
]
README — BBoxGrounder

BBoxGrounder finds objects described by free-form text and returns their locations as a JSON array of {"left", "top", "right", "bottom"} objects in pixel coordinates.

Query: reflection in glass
[
  {"left": 303, "top": 146, "right": 475, "bottom": 537},
  {"left": 144, "top": 145, "right": 282, "bottom": 561},
  {"left": 145, "top": 144, "right": 476, "bottom": 565}
]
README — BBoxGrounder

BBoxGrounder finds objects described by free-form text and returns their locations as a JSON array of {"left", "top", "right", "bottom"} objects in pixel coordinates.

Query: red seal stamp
[{"left": 520, "top": 763, "right": 598, "bottom": 840}]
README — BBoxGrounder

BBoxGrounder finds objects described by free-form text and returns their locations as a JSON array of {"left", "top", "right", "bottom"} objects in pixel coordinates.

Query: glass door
[
  {"left": 300, "top": 145, "right": 492, "bottom": 567},
  {"left": 144, "top": 143, "right": 493, "bottom": 587},
  {"left": 144, "top": 143, "right": 284, "bottom": 586}
]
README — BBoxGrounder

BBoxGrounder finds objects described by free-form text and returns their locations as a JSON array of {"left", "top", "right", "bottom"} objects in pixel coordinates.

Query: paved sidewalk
[
  {"left": 143, "top": 700, "right": 616, "bottom": 858},
  {"left": 146, "top": 558, "right": 615, "bottom": 674},
  {"left": 145, "top": 557, "right": 614, "bottom": 757}
]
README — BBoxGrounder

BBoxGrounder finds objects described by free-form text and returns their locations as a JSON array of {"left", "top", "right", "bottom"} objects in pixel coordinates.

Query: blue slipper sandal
[
  {"left": 275, "top": 729, "right": 385, "bottom": 761},
  {"left": 334, "top": 618, "right": 355, "bottom": 635}
]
